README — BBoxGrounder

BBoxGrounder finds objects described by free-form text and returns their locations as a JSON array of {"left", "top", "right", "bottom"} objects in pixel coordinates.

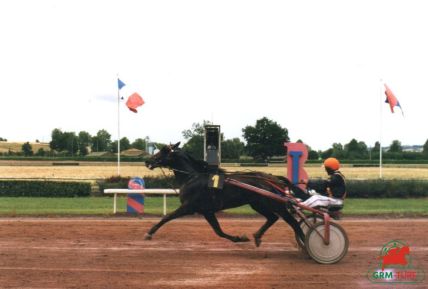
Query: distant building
[
  {"left": 86, "top": 151, "right": 115, "bottom": 157},
  {"left": 120, "top": 148, "right": 148, "bottom": 157},
  {"left": 402, "top": 145, "right": 423, "bottom": 153}
]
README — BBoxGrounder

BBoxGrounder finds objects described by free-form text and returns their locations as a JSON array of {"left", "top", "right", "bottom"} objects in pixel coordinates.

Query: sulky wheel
[
  {"left": 304, "top": 222, "right": 348, "bottom": 264},
  {"left": 295, "top": 214, "right": 323, "bottom": 249}
]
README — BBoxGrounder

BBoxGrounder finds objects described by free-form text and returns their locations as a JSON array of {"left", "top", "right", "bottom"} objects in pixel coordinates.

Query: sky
[{"left": 1, "top": 0, "right": 427, "bottom": 151}]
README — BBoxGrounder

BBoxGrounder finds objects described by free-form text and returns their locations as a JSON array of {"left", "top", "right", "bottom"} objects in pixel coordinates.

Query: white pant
[{"left": 301, "top": 195, "right": 343, "bottom": 208}]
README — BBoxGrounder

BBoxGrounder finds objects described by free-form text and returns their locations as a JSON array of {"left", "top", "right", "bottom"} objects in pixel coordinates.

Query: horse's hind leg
[
  {"left": 203, "top": 212, "right": 250, "bottom": 243},
  {"left": 250, "top": 203, "right": 279, "bottom": 247},
  {"left": 144, "top": 204, "right": 193, "bottom": 240}
]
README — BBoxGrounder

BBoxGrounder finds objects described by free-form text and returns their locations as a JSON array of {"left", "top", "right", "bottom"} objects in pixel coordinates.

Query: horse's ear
[{"left": 172, "top": 142, "right": 181, "bottom": 150}]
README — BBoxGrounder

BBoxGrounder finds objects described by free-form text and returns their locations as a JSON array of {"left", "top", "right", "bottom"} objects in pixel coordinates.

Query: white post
[
  {"left": 379, "top": 79, "right": 383, "bottom": 179},
  {"left": 163, "top": 194, "right": 167, "bottom": 215},
  {"left": 113, "top": 193, "right": 117, "bottom": 214},
  {"left": 117, "top": 82, "right": 121, "bottom": 176}
]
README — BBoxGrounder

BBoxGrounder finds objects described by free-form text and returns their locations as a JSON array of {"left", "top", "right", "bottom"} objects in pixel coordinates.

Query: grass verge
[{"left": 0, "top": 197, "right": 426, "bottom": 217}]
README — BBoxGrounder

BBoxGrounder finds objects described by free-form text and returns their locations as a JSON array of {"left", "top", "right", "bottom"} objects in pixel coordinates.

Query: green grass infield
[{"left": 0, "top": 197, "right": 427, "bottom": 217}]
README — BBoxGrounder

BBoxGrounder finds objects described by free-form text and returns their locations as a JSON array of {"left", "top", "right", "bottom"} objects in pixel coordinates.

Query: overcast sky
[{"left": 1, "top": 0, "right": 427, "bottom": 150}]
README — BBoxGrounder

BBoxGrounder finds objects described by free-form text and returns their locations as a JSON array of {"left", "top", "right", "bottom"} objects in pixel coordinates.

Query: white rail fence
[{"left": 104, "top": 189, "right": 179, "bottom": 215}]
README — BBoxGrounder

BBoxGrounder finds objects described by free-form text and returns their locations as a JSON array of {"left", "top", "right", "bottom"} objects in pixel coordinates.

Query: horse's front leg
[
  {"left": 203, "top": 212, "right": 250, "bottom": 243},
  {"left": 144, "top": 204, "right": 192, "bottom": 240}
]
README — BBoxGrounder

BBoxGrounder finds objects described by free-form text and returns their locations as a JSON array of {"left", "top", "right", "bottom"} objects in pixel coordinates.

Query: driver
[{"left": 300, "top": 157, "right": 346, "bottom": 208}]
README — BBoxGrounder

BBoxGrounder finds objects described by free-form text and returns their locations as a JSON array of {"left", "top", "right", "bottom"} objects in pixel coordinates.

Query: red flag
[
  {"left": 384, "top": 84, "right": 402, "bottom": 114},
  {"left": 126, "top": 92, "right": 145, "bottom": 113}
]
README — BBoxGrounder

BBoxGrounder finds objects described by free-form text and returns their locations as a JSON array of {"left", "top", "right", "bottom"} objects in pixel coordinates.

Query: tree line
[
  {"left": 17, "top": 129, "right": 156, "bottom": 157},
  {"left": 4, "top": 116, "right": 428, "bottom": 160},
  {"left": 182, "top": 117, "right": 428, "bottom": 162}
]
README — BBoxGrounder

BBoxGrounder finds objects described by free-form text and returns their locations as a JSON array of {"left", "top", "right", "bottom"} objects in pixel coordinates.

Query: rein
[
  {"left": 159, "top": 166, "right": 202, "bottom": 195},
  {"left": 159, "top": 167, "right": 180, "bottom": 195},
  {"left": 170, "top": 168, "right": 194, "bottom": 175}
]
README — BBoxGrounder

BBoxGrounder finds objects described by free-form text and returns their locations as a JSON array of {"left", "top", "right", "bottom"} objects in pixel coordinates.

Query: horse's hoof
[
  {"left": 253, "top": 234, "right": 262, "bottom": 247},
  {"left": 144, "top": 233, "right": 153, "bottom": 240},
  {"left": 239, "top": 235, "right": 250, "bottom": 242}
]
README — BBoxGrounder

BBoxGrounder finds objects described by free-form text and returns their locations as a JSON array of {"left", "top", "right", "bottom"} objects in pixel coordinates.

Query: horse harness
[{"left": 159, "top": 167, "right": 224, "bottom": 206}]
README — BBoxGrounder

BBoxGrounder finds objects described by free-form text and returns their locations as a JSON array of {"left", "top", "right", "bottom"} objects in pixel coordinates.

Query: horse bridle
[{"left": 154, "top": 146, "right": 197, "bottom": 194}]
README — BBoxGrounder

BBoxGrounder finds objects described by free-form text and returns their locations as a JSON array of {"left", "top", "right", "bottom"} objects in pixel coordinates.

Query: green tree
[
  {"left": 372, "top": 141, "right": 381, "bottom": 153},
  {"left": 221, "top": 138, "right": 245, "bottom": 160},
  {"left": 49, "top": 129, "right": 78, "bottom": 155},
  {"left": 344, "top": 139, "right": 368, "bottom": 159},
  {"left": 62, "top": 132, "right": 78, "bottom": 156},
  {"left": 422, "top": 139, "right": 428, "bottom": 157},
  {"left": 331, "top": 143, "right": 345, "bottom": 158},
  {"left": 367, "top": 141, "right": 381, "bottom": 160},
  {"left": 91, "top": 129, "right": 111, "bottom": 152},
  {"left": 22, "top": 142, "right": 33, "bottom": 156},
  {"left": 50, "top": 128, "right": 65, "bottom": 152},
  {"left": 320, "top": 143, "right": 345, "bottom": 160},
  {"left": 121, "top": 137, "right": 131, "bottom": 151},
  {"left": 388, "top": 140, "right": 402, "bottom": 153},
  {"left": 242, "top": 117, "right": 289, "bottom": 161},
  {"left": 110, "top": 141, "right": 118, "bottom": 153},
  {"left": 182, "top": 121, "right": 210, "bottom": 139},
  {"left": 35, "top": 148, "right": 46, "bottom": 156},
  {"left": 358, "top": 141, "right": 369, "bottom": 158},
  {"left": 131, "top": 138, "right": 147, "bottom": 150},
  {"left": 308, "top": 150, "right": 319, "bottom": 160},
  {"left": 78, "top": 131, "right": 92, "bottom": 156},
  {"left": 182, "top": 120, "right": 212, "bottom": 160},
  {"left": 183, "top": 136, "right": 204, "bottom": 159},
  {"left": 320, "top": 148, "right": 333, "bottom": 159},
  {"left": 111, "top": 137, "right": 131, "bottom": 152},
  {"left": 296, "top": 140, "right": 319, "bottom": 160}
]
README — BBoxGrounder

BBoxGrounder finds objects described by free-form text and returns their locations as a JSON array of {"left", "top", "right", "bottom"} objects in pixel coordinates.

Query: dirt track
[{"left": 0, "top": 217, "right": 426, "bottom": 289}]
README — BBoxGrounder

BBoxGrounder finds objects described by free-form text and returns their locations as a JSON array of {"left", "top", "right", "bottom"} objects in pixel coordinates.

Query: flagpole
[
  {"left": 117, "top": 75, "right": 121, "bottom": 176},
  {"left": 379, "top": 78, "right": 383, "bottom": 179}
]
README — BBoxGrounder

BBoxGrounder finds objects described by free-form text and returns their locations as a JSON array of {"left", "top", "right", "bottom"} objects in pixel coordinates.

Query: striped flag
[
  {"left": 126, "top": 92, "right": 145, "bottom": 113},
  {"left": 384, "top": 83, "right": 403, "bottom": 115}
]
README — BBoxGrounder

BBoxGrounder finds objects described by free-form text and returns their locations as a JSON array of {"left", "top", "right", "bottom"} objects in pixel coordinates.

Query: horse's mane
[{"left": 179, "top": 149, "right": 226, "bottom": 173}]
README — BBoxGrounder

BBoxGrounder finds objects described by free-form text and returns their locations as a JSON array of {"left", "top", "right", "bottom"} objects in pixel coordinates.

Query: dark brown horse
[{"left": 144, "top": 142, "right": 305, "bottom": 247}]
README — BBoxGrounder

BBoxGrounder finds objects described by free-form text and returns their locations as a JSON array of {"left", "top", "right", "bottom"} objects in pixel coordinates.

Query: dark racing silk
[
  {"left": 308, "top": 170, "right": 347, "bottom": 199},
  {"left": 326, "top": 171, "right": 346, "bottom": 199}
]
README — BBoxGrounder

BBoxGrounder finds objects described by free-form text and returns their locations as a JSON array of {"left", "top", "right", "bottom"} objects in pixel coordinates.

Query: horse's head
[{"left": 145, "top": 142, "right": 181, "bottom": 170}]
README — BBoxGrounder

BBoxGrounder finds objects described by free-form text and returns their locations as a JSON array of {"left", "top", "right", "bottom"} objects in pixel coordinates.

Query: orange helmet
[{"left": 323, "top": 157, "right": 340, "bottom": 171}]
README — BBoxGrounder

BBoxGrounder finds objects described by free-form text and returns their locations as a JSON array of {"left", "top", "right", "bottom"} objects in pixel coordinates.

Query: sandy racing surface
[{"left": 0, "top": 217, "right": 426, "bottom": 289}]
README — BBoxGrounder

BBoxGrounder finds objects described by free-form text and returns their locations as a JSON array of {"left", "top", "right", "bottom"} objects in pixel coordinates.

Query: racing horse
[{"left": 144, "top": 142, "right": 305, "bottom": 247}]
